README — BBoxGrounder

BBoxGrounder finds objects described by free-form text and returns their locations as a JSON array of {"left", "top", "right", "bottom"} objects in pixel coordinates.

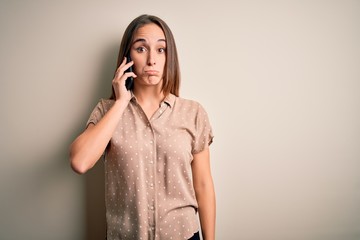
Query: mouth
[{"left": 145, "top": 70, "right": 159, "bottom": 76}]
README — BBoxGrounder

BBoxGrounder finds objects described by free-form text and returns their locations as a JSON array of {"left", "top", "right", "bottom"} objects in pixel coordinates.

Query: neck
[{"left": 133, "top": 86, "right": 165, "bottom": 107}]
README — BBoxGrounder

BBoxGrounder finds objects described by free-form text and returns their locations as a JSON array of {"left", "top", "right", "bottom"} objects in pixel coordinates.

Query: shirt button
[{"left": 150, "top": 183, "right": 154, "bottom": 188}]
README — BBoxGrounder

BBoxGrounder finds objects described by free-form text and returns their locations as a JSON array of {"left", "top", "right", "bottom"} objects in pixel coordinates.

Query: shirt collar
[
  {"left": 163, "top": 93, "right": 175, "bottom": 108},
  {"left": 130, "top": 93, "right": 176, "bottom": 108}
]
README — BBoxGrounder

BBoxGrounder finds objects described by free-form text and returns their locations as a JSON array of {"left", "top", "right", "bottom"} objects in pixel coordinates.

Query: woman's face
[{"left": 130, "top": 23, "right": 166, "bottom": 88}]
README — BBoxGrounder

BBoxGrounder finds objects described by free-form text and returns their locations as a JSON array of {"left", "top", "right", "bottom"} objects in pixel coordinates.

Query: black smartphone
[{"left": 125, "top": 54, "right": 134, "bottom": 91}]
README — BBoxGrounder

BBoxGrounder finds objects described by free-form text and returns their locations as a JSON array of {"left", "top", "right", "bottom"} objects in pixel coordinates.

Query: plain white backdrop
[{"left": 1, "top": 1, "right": 360, "bottom": 239}]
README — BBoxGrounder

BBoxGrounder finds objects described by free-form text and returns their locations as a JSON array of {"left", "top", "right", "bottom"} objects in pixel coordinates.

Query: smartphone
[{"left": 125, "top": 54, "right": 134, "bottom": 91}]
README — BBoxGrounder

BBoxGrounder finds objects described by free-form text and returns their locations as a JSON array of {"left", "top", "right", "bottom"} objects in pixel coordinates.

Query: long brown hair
[{"left": 110, "top": 14, "right": 180, "bottom": 99}]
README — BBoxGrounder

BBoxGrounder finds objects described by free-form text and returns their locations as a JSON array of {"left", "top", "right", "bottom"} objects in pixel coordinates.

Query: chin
[{"left": 144, "top": 76, "right": 162, "bottom": 85}]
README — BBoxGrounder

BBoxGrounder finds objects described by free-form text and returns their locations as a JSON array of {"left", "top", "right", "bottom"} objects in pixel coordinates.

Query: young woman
[{"left": 70, "top": 14, "right": 215, "bottom": 240}]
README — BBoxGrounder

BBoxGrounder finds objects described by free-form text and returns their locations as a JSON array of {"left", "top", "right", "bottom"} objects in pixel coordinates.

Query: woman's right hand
[{"left": 112, "top": 57, "right": 137, "bottom": 102}]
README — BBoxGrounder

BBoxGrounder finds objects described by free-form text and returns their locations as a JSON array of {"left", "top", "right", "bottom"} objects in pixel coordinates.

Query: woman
[{"left": 70, "top": 14, "right": 215, "bottom": 240}]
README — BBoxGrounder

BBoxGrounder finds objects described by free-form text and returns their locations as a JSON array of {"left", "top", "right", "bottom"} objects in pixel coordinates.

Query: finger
[
  {"left": 114, "top": 65, "right": 136, "bottom": 80},
  {"left": 116, "top": 59, "right": 134, "bottom": 75},
  {"left": 120, "top": 72, "right": 137, "bottom": 81},
  {"left": 121, "top": 57, "right": 127, "bottom": 66},
  {"left": 113, "top": 71, "right": 137, "bottom": 84},
  {"left": 116, "top": 58, "right": 126, "bottom": 72},
  {"left": 123, "top": 60, "right": 134, "bottom": 71}
]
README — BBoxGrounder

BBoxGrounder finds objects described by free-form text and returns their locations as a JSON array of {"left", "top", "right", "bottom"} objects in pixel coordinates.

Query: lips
[{"left": 145, "top": 70, "right": 159, "bottom": 75}]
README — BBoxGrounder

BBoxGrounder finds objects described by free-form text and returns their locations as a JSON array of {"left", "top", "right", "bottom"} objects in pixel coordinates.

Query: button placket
[{"left": 147, "top": 121, "right": 157, "bottom": 233}]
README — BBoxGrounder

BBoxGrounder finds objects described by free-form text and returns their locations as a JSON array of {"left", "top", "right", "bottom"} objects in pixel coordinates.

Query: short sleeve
[
  {"left": 86, "top": 99, "right": 106, "bottom": 128},
  {"left": 192, "top": 103, "right": 214, "bottom": 154}
]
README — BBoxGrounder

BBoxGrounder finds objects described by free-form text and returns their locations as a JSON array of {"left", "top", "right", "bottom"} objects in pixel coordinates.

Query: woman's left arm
[{"left": 192, "top": 148, "right": 216, "bottom": 240}]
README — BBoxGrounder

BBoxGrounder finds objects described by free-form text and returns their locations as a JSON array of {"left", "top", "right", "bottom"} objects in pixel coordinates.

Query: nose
[{"left": 147, "top": 50, "right": 156, "bottom": 66}]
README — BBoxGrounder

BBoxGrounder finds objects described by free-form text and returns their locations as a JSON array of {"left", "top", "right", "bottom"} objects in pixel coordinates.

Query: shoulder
[
  {"left": 173, "top": 96, "right": 209, "bottom": 117},
  {"left": 176, "top": 96, "right": 208, "bottom": 110},
  {"left": 174, "top": 96, "right": 203, "bottom": 110},
  {"left": 97, "top": 98, "right": 115, "bottom": 111}
]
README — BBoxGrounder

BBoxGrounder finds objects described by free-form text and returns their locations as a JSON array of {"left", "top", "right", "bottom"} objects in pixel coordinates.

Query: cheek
[
  {"left": 132, "top": 59, "right": 144, "bottom": 74},
  {"left": 133, "top": 64, "right": 139, "bottom": 74},
  {"left": 160, "top": 57, "right": 166, "bottom": 69}
]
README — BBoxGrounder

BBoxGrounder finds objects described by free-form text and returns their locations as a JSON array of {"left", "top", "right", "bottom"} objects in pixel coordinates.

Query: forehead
[{"left": 133, "top": 23, "right": 165, "bottom": 42}]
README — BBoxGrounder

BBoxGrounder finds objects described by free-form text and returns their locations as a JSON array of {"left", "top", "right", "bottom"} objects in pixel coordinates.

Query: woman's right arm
[
  {"left": 69, "top": 100, "right": 128, "bottom": 174},
  {"left": 69, "top": 57, "right": 136, "bottom": 174}
]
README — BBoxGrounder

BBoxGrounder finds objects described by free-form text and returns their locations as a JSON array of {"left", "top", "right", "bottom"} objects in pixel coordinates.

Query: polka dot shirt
[{"left": 86, "top": 94, "right": 213, "bottom": 240}]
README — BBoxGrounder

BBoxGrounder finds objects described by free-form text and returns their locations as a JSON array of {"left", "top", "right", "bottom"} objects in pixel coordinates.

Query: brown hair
[{"left": 110, "top": 14, "right": 180, "bottom": 99}]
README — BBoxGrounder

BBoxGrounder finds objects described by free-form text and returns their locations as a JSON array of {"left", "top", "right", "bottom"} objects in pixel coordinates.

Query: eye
[
  {"left": 158, "top": 48, "right": 166, "bottom": 53},
  {"left": 136, "top": 47, "right": 146, "bottom": 53}
]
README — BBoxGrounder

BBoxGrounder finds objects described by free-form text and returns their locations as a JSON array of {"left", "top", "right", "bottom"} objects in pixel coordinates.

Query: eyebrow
[{"left": 132, "top": 38, "right": 166, "bottom": 44}]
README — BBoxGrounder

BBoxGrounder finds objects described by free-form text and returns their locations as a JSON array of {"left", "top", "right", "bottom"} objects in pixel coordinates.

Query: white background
[{"left": 1, "top": 0, "right": 359, "bottom": 239}]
